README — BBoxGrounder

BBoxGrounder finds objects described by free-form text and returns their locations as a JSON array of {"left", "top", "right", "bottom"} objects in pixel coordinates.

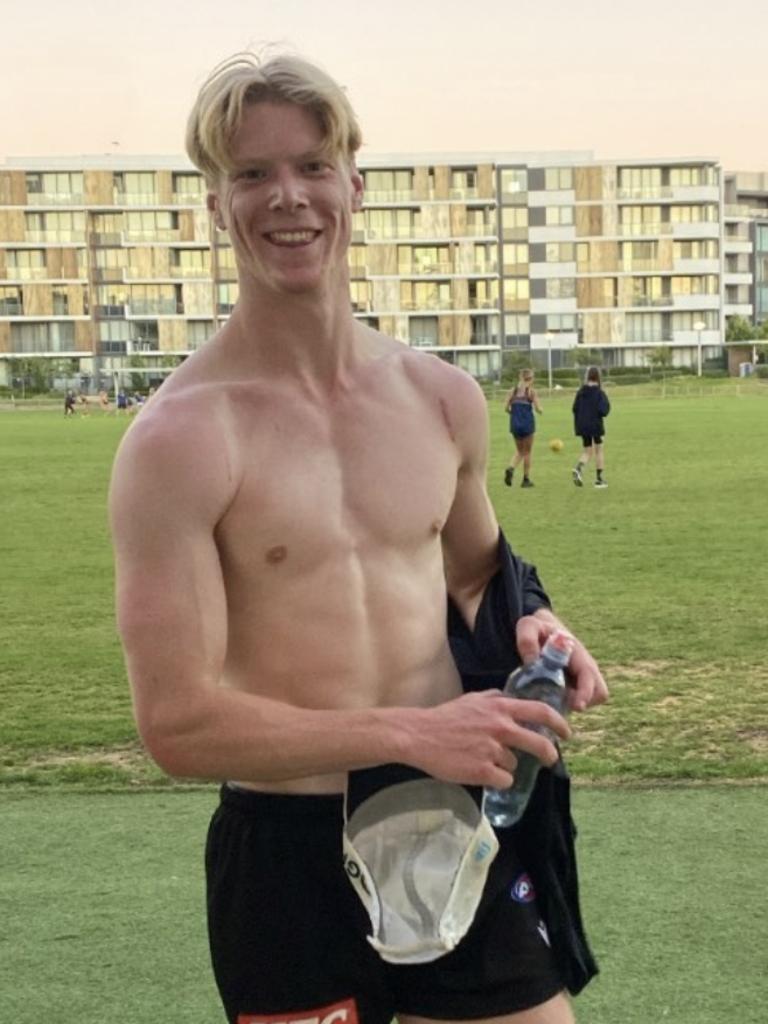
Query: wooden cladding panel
[
  {"left": 66, "top": 285, "right": 86, "bottom": 316},
  {"left": 433, "top": 166, "right": 450, "bottom": 200},
  {"left": 450, "top": 204, "right": 467, "bottom": 236},
  {"left": 574, "top": 167, "right": 603, "bottom": 201},
  {"left": 372, "top": 278, "right": 399, "bottom": 311},
  {"left": 575, "top": 205, "right": 603, "bottom": 237},
  {"left": 451, "top": 278, "right": 469, "bottom": 308},
  {"left": 367, "top": 245, "right": 397, "bottom": 274},
  {"left": 84, "top": 171, "right": 114, "bottom": 206},
  {"left": 0, "top": 322, "right": 10, "bottom": 352},
  {"left": 438, "top": 315, "right": 454, "bottom": 346},
  {"left": 22, "top": 284, "right": 53, "bottom": 316},
  {"left": 0, "top": 171, "right": 27, "bottom": 205},
  {"left": 159, "top": 319, "right": 187, "bottom": 351},
  {"left": 413, "top": 166, "right": 431, "bottom": 201},
  {"left": 0, "top": 209, "right": 26, "bottom": 241},
  {"left": 454, "top": 314, "right": 472, "bottom": 346},
  {"left": 181, "top": 282, "right": 213, "bottom": 316},
  {"left": 156, "top": 171, "right": 173, "bottom": 205},
  {"left": 657, "top": 238, "right": 674, "bottom": 271},
  {"left": 0, "top": 250, "right": 6, "bottom": 279},
  {"left": 178, "top": 210, "right": 196, "bottom": 242},
  {"left": 477, "top": 165, "right": 495, "bottom": 199},
  {"left": 75, "top": 320, "right": 93, "bottom": 352}
]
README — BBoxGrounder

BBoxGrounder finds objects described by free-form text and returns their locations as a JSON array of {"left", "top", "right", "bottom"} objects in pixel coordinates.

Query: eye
[
  {"left": 303, "top": 161, "right": 328, "bottom": 175},
  {"left": 237, "top": 168, "right": 268, "bottom": 183}
]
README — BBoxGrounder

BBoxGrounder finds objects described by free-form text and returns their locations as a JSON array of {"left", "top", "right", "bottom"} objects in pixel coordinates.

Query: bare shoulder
[{"left": 109, "top": 372, "right": 239, "bottom": 527}]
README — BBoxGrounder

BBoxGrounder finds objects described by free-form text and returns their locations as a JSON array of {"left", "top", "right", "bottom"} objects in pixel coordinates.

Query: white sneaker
[{"left": 572, "top": 467, "right": 583, "bottom": 487}]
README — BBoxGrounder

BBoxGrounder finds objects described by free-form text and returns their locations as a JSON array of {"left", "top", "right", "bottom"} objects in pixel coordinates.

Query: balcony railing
[
  {"left": 126, "top": 300, "right": 184, "bottom": 316},
  {"left": 114, "top": 192, "right": 161, "bottom": 206},
  {"left": 26, "top": 193, "right": 86, "bottom": 206}
]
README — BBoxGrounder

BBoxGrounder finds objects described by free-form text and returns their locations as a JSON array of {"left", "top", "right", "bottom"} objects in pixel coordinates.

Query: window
[
  {"left": 6, "top": 249, "right": 46, "bottom": 280},
  {"left": 620, "top": 206, "right": 662, "bottom": 236},
  {"left": 0, "top": 287, "right": 22, "bottom": 315},
  {"left": 217, "top": 282, "right": 238, "bottom": 313},
  {"left": 187, "top": 321, "right": 214, "bottom": 348},
  {"left": 409, "top": 316, "right": 439, "bottom": 347},
  {"left": 503, "top": 314, "right": 529, "bottom": 347},
  {"left": 669, "top": 166, "right": 717, "bottom": 188},
  {"left": 545, "top": 278, "right": 575, "bottom": 299},
  {"left": 363, "top": 169, "right": 413, "bottom": 200},
  {"left": 450, "top": 168, "right": 478, "bottom": 197},
  {"left": 129, "top": 284, "right": 180, "bottom": 315},
  {"left": 52, "top": 289, "right": 69, "bottom": 315},
  {"left": 468, "top": 279, "right": 498, "bottom": 309},
  {"left": 400, "top": 281, "right": 451, "bottom": 311},
  {"left": 625, "top": 313, "right": 663, "bottom": 343},
  {"left": 670, "top": 205, "right": 718, "bottom": 223},
  {"left": 116, "top": 172, "right": 158, "bottom": 203},
  {"left": 673, "top": 240, "right": 718, "bottom": 260},
  {"left": 125, "top": 211, "right": 178, "bottom": 241},
  {"left": 99, "top": 321, "right": 131, "bottom": 341},
  {"left": 500, "top": 169, "right": 527, "bottom": 200},
  {"left": 349, "top": 281, "right": 370, "bottom": 312},
  {"left": 501, "top": 206, "right": 528, "bottom": 239},
  {"left": 173, "top": 173, "right": 205, "bottom": 202},
  {"left": 24, "top": 211, "right": 86, "bottom": 242},
  {"left": 503, "top": 243, "right": 528, "bottom": 274},
  {"left": 545, "top": 206, "right": 574, "bottom": 226},
  {"left": 545, "top": 242, "right": 575, "bottom": 263},
  {"left": 618, "top": 167, "right": 662, "bottom": 198},
  {"left": 11, "top": 321, "right": 75, "bottom": 352},
  {"left": 544, "top": 168, "right": 573, "bottom": 191},
  {"left": 26, "top": 171, "right": 84, "bottom": 203},
  {"left": 174, "top": 249, "right": 210, "bottom": 275},
  {"left": 546, "top": 314, "right": 576, "bottom": 331},
  {"left": 503, "top": 279, "right": 529, "bottom": 311}
]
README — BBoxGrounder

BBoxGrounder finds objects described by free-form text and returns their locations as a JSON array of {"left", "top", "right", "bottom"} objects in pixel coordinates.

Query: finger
[
  {"left": 515, "top": 616, "right": 545, "bottom": 665},
  {"left": 508, "top": 698, "right": 571, "bottom": 741}
]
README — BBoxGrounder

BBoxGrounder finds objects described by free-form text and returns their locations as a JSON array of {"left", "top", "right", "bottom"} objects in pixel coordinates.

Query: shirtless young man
[{"left": 109, "top": 53, "right": 608, "bottom": 1024}]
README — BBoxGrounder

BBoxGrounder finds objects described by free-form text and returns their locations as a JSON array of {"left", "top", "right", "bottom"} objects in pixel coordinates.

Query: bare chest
[{"left": 216, "top": 388, "right": 460, "bottom": 576}]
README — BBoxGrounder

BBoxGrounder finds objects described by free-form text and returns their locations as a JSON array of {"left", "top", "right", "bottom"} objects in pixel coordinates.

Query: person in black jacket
[{"left": 572, "top": 367, "right": 611, "bottom": 488}]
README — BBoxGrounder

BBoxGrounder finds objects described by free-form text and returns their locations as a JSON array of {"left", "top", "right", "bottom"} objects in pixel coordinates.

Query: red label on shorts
[{"left": 238, "top": 997, "right": 359, "bottom": 1024}]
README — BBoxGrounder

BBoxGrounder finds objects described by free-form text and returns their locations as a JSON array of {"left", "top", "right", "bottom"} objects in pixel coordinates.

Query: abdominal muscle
[{"left": 222, "top": 537, "right": 465, "bottom": 795}]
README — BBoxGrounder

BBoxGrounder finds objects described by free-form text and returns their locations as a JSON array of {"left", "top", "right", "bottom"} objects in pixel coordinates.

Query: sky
[{"left": 4, "top": 0, "right": 767, "bottom": 170}]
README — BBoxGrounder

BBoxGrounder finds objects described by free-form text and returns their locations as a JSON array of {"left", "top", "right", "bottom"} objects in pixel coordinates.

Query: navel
[{"left": 265, "top": 545, "right": 288, "bottom": 565}]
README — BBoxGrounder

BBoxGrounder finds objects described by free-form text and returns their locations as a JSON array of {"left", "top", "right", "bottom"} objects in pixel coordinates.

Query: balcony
[
  {"left": 126, "top": 300, "right": 184, "bottom": 317},
  {"left": 173, "top": 192, "right": 206, "bottom": 206},
  {"left": 26, "top": 193, "right": 86, "bottom": 207},
  {"left": 114, "top": 192, "right": 161, "bottom": 207}
]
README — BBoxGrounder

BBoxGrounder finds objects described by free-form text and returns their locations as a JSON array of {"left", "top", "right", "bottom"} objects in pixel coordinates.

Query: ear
[
  {"left": 350, "top": 165, "right": 364, "bottom": 212},
  {"left": 207, "top": 191, "right": 226, "bottom": 231}
]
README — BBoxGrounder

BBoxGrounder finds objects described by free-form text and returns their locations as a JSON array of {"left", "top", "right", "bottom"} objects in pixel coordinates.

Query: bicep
[{"left": 110, "top": 436, "right": 230, "bottom": 733}]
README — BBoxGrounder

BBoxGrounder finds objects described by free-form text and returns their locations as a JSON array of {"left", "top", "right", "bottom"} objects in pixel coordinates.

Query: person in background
[
  {"left": 572, "top": 366, "right": 611, "bottom": 488},
  {"left": 504, "top": 368, "right": 543, "bottom": 489}
]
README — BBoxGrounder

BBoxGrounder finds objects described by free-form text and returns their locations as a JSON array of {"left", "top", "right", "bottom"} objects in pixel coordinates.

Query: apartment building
[{"left": 0, "top": 152, "right": 757, "bottom": 386}]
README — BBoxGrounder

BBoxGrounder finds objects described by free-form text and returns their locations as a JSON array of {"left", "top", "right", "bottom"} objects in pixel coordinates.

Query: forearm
[{"left": 136, "top": 683, "right": 415, "bottom": 784}]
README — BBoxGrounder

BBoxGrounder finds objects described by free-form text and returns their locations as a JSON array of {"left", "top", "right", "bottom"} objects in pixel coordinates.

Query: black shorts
[
  {"left": 580, "top": 434, "right": 603, "bottom": 447},
  {"left": 206, "top": 784, "right": 563, "bottom": 1024}
]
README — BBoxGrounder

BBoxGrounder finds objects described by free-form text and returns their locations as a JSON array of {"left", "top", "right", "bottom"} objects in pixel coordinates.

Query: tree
[
  {"left": 646, "top": 346, "right": 673, "bottom": 376},
  {"left": 725, "top": 315, "right": 755, "bottom": 342}
]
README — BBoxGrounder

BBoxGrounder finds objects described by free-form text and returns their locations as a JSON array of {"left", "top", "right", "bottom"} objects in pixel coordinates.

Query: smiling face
[{"left": 208, "top": 101, "right": 363, "bottom": 297}]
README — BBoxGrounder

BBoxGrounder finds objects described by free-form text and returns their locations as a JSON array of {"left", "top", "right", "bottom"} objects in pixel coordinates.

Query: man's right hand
[{"left": 401, "top": 689, "right": 570, "bottom": 790}]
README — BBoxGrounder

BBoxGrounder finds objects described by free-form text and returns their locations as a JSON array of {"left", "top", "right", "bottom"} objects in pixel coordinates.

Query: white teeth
[{"left": 269, "top": 230, "right": 316, "bottom": 243}]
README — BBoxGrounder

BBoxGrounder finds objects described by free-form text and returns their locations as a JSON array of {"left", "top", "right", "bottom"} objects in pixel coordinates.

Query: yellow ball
[{"left": 549, "top": 438, "right": 564, "bottom": 452}]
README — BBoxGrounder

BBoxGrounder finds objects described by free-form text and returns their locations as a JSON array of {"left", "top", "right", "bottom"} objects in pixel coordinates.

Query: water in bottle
[{"left": 483, "top": 630, "right": 573, "bottom": 828}]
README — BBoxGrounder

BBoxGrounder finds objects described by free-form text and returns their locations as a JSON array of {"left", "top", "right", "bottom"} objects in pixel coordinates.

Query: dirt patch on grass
[{"left": 24, "top": 743, "right": 149, "bottom": 770}]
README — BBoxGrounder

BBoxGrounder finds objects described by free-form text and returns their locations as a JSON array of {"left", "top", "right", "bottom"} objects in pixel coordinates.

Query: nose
[{"left": 268, "top": 169, "right": 308, "bottom": 212}]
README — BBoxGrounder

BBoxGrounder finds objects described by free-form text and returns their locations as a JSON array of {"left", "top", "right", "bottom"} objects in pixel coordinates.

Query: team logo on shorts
[
  {"left": 510, "top": 872, "right": 536, "bottom": 904},
  {"left": 238, "top": 997, "right": 359, "bottom": 1024}
]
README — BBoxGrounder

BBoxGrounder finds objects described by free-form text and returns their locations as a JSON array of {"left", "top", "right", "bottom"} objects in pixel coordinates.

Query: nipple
[{"left": 265, "top": 545, "right": 288, "bottom": 564}]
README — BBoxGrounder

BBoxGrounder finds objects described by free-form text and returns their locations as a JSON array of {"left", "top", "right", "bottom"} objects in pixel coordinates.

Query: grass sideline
[
  {"left": 1, "top": 785, "right": 766, "bottom": 1024},
  {"left": 1, "top": 387, "right": 767, "bottom": 788}
]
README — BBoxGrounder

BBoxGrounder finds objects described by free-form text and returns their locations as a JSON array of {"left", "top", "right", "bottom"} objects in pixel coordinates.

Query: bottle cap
[{"left": 548, "top": 630, "right": 574, "bottom": 657}]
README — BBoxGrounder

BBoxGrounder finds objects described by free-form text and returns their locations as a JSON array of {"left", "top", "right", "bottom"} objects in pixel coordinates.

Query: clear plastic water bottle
[{"left": 483, "top": 630, "right": 574, "bottom": 828}]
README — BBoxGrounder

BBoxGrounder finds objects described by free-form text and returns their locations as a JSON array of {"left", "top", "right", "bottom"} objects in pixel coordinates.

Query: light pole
[
  {"left": 546, "top": 331, "right": 554, "bottom": 392},
  {"left": 693, "top": 320, "right": 706, "bottom": 377}
]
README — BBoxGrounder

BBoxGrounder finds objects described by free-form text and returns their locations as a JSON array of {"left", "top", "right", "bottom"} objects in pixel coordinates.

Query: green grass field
[
  {"left": 1, "top": 386, "right": 767, "bottom": 786},
  {"left": 1, "top": 386, "right": 767, "bottom": 1023}
]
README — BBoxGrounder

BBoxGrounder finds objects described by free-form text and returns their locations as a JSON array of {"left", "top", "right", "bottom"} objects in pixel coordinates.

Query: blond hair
[{"left": 185, "top": 51, "right": 363, "bottom": 185}]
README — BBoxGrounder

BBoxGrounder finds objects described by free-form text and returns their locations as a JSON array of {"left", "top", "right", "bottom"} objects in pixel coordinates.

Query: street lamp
[
  {"left": 693, "top": 320, "right": 706, "bottom": 377},
  {"left": 546, "top": 331, "right": 554, "bottom": 392}
]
